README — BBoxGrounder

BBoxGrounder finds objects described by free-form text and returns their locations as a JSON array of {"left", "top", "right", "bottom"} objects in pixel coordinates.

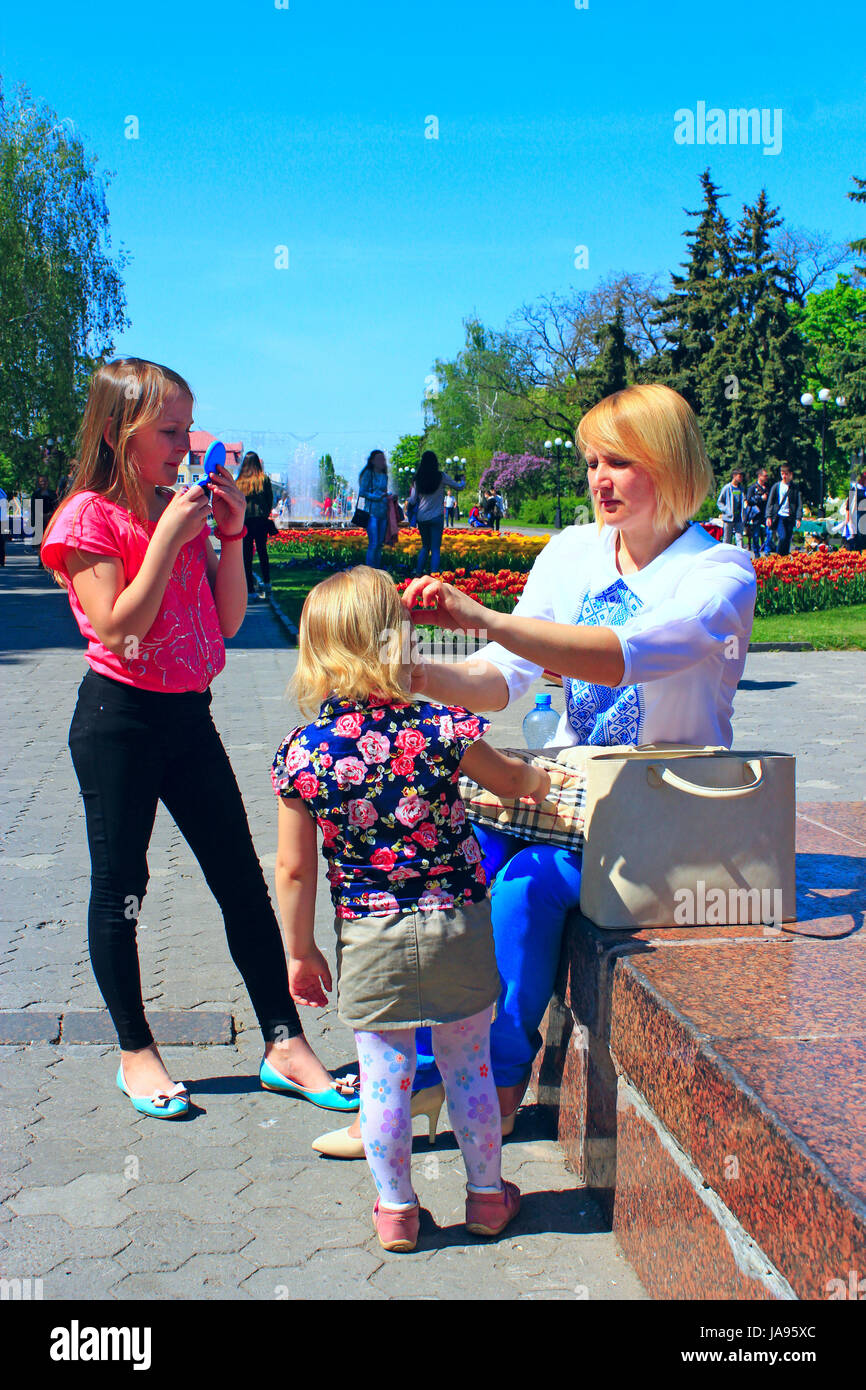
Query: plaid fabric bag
[{"left": 458, "top": 747, "right": 587, "bottom": 852}]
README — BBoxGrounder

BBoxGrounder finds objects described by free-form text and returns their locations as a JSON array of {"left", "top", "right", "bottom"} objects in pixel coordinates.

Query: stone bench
[{"left": 529, "top": 801, "right": 866, "bottom": 1300}]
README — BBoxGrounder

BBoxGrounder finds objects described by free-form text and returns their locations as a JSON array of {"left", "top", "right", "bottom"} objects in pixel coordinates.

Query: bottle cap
[{"left": 536, "top": 694, "right": 552, "bottom": 708}]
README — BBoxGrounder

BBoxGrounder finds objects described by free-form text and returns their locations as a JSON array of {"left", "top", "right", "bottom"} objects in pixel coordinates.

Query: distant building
[{"left": 178, "top": 431, "right": 244, "bottom": 486}]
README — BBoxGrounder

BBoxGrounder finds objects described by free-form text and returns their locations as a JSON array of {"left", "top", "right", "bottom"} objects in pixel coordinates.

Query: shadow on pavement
[{"left": 0, "top": 548, "right": 294, "bottom": 655}]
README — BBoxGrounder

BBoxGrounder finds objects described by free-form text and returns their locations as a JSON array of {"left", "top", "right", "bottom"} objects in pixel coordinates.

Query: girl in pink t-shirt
[{"left": 41, "top": 357, "right": 359, "bottom": 1120}]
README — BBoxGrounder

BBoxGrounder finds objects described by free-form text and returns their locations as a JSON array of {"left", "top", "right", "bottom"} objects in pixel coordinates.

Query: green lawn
[
  {"left": 267, "top": 563, "right": 866, "bottom": 650},
  {"left": 268, "top": 566, "right": 327, "bottom": 630},
  {"left": 751, "top": 604, "right": 866, "bottom": 649}
]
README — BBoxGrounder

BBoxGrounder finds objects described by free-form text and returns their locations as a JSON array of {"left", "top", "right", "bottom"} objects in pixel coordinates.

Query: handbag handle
[{"left": 647, "top": 759, "right": 763, "bottom": 798}]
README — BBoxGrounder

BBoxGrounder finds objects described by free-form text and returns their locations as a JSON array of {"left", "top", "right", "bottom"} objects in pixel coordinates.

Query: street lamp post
[
  {"left": 544, "top": 437, "right": 573, "bottom": 528},
  {"left": 801, "top": 390, "right": 846, "bottom": 514}
]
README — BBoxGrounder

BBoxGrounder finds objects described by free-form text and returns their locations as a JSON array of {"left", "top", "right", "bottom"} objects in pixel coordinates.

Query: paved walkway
[{"left": 2, "top": 544, "right": 863, "bottom": 1299}]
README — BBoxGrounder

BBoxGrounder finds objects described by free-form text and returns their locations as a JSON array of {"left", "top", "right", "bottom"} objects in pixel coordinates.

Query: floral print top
[{"left": 271, "top": 697, "right": 491, "bottom": 917}]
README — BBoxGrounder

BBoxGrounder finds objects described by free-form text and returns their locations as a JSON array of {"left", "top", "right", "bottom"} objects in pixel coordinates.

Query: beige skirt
[{"left": 335, "top": 896, "right": 501, "bottom": 1031}]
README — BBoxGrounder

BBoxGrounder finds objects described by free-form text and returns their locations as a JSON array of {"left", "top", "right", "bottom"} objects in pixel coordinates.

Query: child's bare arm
[
  {"left": 459, "top": 739, "right": 551, "bottom": 804},
  {"left": 275, "top": 797, "right": 331, "bottom": 1006}
]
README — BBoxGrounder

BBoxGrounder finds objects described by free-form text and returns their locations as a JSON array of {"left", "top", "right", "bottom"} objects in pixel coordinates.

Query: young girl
[
  {"left": 40, "top": 358, "right": 358, "bottom": 1119},
  {"left": 271, "top": 566, "right": 551, "bottom": 1251}
]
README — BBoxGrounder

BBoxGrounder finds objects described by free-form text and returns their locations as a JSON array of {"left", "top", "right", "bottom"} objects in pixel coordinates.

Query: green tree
[
  {"left": 654, "top": 171, "right": 736, "bottom": 402},
  {"left": 590, "top": 299, "right": 637, "bottom": 400},
  {"left": 0, "top": 83, "right": 129, "bottom": 490},
  {"left": 849, "top": 174, "right": 866, "bottom": 276},
  {"left": 730, "top": 190, "right": 814, "bottom": 488},
  {"left": 792, "top": 277, "right": 866, "bottom": 485},
  {"left": 318, "top": 452, "right": 335, "bottom": 498},
  {"left": 423, "top": 318, "right": 528, "bottom": 460},
  {"left": 389, "top": 433, "right": 422, "bottom": 493}
]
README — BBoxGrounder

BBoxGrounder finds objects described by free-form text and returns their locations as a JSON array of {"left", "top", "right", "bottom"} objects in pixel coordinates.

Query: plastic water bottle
[{"left": 522, "top": 693, "right": 560, "bottom": 749}]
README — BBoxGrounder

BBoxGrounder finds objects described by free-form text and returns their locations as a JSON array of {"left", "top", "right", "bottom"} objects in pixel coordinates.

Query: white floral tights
[{"left": 354, "top": 1005, "right": 502, "bottom": 1208}]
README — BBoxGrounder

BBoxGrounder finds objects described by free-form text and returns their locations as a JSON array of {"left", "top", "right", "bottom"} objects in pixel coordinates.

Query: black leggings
[
  {"left": 243, "top": 516, "right": 271, "bottom": 592},
  {"left": 68, "top": 670, "right": 303, "bottom": 1051}
]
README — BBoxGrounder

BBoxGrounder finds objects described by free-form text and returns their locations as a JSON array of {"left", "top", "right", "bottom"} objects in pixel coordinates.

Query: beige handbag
[{"left": 572, "top": 745, "right": 796, "bottom": 929}]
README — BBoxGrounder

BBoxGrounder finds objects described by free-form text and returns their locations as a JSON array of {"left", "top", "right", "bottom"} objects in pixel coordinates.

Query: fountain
[{"left": 221, "top": 431, "right": 365, "bottom": 525}]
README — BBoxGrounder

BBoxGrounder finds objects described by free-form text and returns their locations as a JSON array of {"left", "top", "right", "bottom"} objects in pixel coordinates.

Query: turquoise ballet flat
[
  {"left": 116, "top": 1064, "right": 189, "bottom": 1119},
  {"left": 259, "top": 1056, "right": 360, "bottom": 1112}
]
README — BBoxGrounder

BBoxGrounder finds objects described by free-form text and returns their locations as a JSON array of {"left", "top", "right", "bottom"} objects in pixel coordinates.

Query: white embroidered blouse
[{"left": 476, "top": 521, "right": 757, "bottom": 749}]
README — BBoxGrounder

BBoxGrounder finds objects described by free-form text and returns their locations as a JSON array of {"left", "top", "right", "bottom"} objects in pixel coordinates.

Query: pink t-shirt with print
[{"left": 41, "top": 490, "right": 226, "bottom": 693}]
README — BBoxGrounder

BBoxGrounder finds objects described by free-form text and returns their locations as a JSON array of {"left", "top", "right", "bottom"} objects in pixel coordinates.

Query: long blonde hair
[
  {"left": 41, "top": 358, "right": 194, "bottom": 574},
  {"left": 293, "top": 567, "right": 413, "bottom": 717},
  {"left": 578, "top": 384, "right": 713, "bottom": 533}
]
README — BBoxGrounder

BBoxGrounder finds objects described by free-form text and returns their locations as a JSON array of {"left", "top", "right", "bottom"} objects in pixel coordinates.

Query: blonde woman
[
  {"left": 271, "top": 567, "right": 552, "bottom": 1249},
  {"left": 237, "top": 451, "right": 273, "bottom": 599},
  {"left": 397, "top": 384, "right": 758, "bottom": 1130}
]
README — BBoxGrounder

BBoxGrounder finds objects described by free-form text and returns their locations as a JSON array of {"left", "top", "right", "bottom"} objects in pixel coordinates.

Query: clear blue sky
[{"left": 3, "top": 0, "right": 864, "bottom": 481}]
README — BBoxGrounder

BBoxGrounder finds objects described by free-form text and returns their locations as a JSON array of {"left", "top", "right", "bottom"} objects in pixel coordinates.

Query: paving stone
[
  {"left": 112, "top": 1150, "right": 198, "bottom": 1184},
  {"left": 0, "top": 1012, "right": 61, "bottom": 1043},
  {"left": 0, "top": 1214, "right": 131, "bottom": 1276},
  {"left": 114, "top": 1213, "right": 255, "bottom": 1273},
  {"left": 122, "top": 1169, "right": 253, "bottom": 1221},
  {"left": 235, "top": 1204, "right": 371, "bottom": 1267},
  {"left": 8, "top": 1173, "right": 135, "bottom": 1227},
  {"left": 3, "top": 1156, "right": 103, "bottom": 1189},
  {"left": 40, "top": 1257, "right": 129, "bottom": 1299},
  {"left": 114, "top": 1254, "right": 257, "bottom": 1300},
  {"left": 234, "top": 1154, "right": 308, "bottom": 1184},
  {"left": 231, "top": 1176, "right": 309, "bottom": 1210},
  {"left": 241, "top": 1248, "right": 386, "bottom": 1300}
]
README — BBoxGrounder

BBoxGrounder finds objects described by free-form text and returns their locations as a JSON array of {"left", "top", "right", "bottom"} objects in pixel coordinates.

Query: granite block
[
  {"left": 612, "top": 940, "right": 866, "bottom": 1048},
  {"left": 690, "top": 1038, "right": 866, "bottom": 1299},
  {"left": 60, "top": 1010, "right": 235, "bottom": 1044},
  {"left": 609, "top": 953, "right": 866, "bottom": 1298},
  {"left": 612, "top": 1087, "right": 786, "bottom": 1301},
  {"left": 0, "top": 1012, "right": 60, "bottom": 1044}
]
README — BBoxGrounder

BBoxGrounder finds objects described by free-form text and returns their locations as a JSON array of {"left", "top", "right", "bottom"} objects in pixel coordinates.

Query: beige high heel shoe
[
  {"left": 312, "top": 1083, "right": 445, "bottom": 1158},
  {"left": 498, "top": 1073, "right": 531, "bottom": 1138}
]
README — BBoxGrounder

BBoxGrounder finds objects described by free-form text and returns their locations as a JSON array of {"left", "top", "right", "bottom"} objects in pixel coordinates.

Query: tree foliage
[
  {"left": 0, "top": 83, "right": 128, "bottom": 489},
  {"left": 389, "top": 433, "right": 423, "bottom": 491},
  {"left": 849, "top": 174, "right": 866, "bottom": 276},
  {"left": 422, "top": 169, "right": 863, "bottom": 511}
]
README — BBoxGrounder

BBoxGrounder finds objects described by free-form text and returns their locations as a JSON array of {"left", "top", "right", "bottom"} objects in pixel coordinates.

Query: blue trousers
[
  {"left": 365, "top": 513, "right": 387, "bottom": 568},
  {"left": 416, "top": 518, "right": 445, "bottom": 574},
  {"left": 414, "top": 824, "right": 583, "bottom": 1090}
]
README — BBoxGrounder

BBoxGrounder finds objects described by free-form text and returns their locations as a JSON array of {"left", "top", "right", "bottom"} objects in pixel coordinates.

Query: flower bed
[
  {"left": 395, "top": 569, "right": 528, "bottom": 613},
  {"left": 267, "top": 526, "right": 548, "bottom": 574},
  {"left": 268, "top": 528, "right": 866, "bottom": 617},
  {"left": 752, "top": 549, "right": 866, "bottom": 616},
  {"left": 404, "top": 552, "right": 866, "bottom": 619}
]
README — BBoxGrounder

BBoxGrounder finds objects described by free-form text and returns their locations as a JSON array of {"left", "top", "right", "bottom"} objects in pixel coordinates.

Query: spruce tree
[
  {"left": 591, "top": 299, "right": 637, "bottom": 399},
  {"left": 653, "top": 170, "right": 741, "bottom": 475},
  {"left": 734, "top": 190, "right": 815, "bottom": 496},
  {"left": 849, "top": 174, "right": 866, "bottom": 275}
]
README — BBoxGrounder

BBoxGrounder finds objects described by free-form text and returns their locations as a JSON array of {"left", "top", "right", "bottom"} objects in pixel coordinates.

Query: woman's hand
[
  {"left": 402, "top": 576, "right": 489, "bottom": 632},
  {"left": 207, "top": 464, "right": 246, "bottom": 536},
  {"left": 288, "top": 948, "right": 333, "bottom": 1008},
  {"left": 154, "top": 484, "right": 211, "bottom": 549}
]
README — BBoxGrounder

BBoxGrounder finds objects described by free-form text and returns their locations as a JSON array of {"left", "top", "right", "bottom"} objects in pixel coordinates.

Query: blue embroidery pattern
[{"left": 564, "top": 579, "right": 644, "bottom": 745}]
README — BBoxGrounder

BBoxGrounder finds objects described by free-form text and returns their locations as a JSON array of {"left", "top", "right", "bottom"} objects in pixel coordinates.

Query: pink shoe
[
  {"left": 465, "top": 1180, "right": 521, "bottom": 1237},
  {"left": 372, "top": 1197, "right": 420, "bottom": 1252}
]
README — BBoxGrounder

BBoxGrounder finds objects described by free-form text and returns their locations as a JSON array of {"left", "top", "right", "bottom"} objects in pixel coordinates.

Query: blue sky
[{"left": 3, "top": 0, "right": 864, "bottom": 481}]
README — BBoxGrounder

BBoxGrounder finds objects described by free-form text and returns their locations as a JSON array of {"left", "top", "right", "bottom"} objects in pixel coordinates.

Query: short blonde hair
[
  {"left": 577, "top": 384, "right": 713, "bottom": 533},
  {"left": 292, "top": 567, "right": 413, "bottom": 716}
]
